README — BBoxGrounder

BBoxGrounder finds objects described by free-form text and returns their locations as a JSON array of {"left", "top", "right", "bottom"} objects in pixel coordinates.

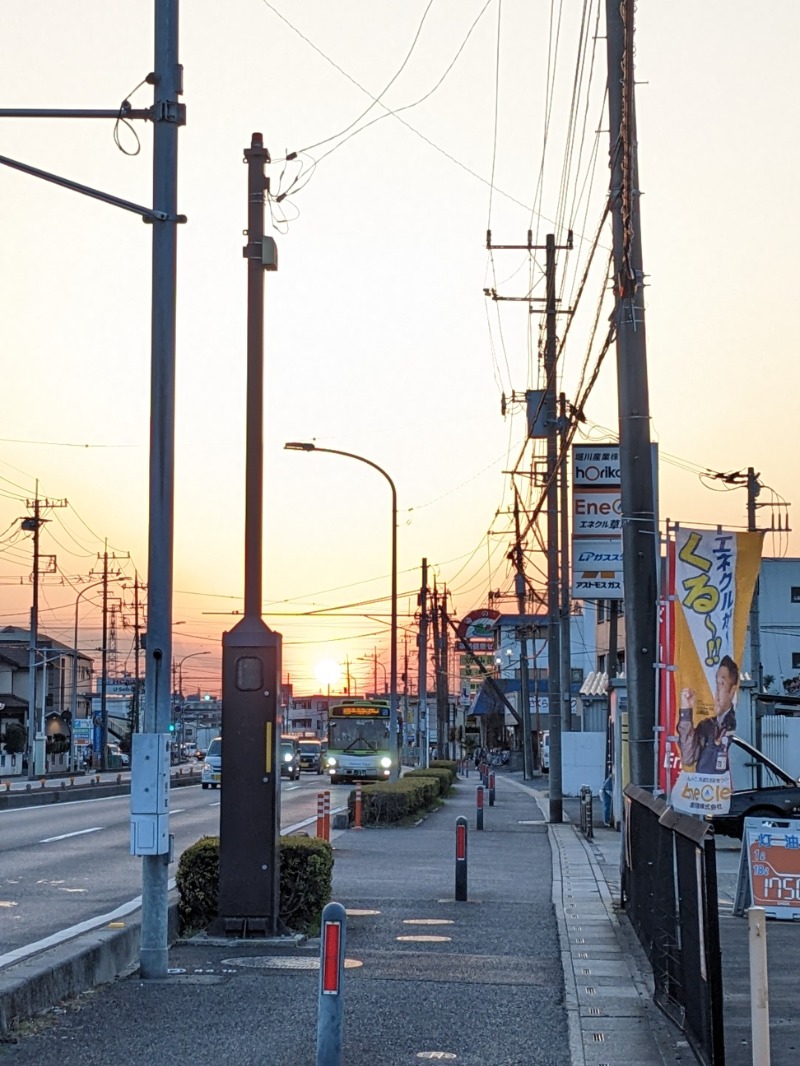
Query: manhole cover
[{"left": 396, "top": 935, "right": 452, "bottom": 943}]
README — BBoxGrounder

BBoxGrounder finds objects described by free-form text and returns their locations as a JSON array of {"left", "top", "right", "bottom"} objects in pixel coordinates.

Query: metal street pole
[
  {"left": 214, "top": 132, "right": 282, "bottom": 937},
  {"left": 285, "top": 443, "right": 399, "bottom": 782},
  {"left": 140, "top": 0, "right": 183, "bottom": 981}
]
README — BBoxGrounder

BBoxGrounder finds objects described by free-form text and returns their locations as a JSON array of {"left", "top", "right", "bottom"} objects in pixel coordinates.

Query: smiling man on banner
[{"left": 670, "top": 527, "right": 763, "bottom": 817}]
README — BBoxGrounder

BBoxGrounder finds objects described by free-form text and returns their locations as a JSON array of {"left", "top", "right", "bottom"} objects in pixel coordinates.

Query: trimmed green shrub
[
  {"left": 349, "top": 776, "right": 441, "bottom": 825},
  {"left": 176, "top": 834, "right": 333, "bottom": 937},
  {"left": 430, "top": 759, "right": 458, "bottom": 779},
  {"left": 402, "top": 767, "right": 454, "bottom": 797}
]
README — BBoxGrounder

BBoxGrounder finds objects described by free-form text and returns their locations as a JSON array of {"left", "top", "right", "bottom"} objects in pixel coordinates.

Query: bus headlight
[{"left": 380, "top": 757, "right": 392, "bottom": 769}]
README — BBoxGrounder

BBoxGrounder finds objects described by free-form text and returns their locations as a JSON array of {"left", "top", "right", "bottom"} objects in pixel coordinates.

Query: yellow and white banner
[{"left": 671, "top": 527, "right": 763, "bottom": 815}]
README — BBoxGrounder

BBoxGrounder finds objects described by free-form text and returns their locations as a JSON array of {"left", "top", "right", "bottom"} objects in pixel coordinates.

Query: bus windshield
[{"left": 329, "top": 718, "right": 390, "bottom": 752}]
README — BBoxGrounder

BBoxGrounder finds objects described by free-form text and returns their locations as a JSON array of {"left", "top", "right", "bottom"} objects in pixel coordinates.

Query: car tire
[{"left": 202, "top": 783, "right": 209, "bottom": 790}]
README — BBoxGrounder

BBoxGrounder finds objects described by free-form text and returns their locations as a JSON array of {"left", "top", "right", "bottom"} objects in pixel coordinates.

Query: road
[{"left": 0, "top": 772, "right": 348, "bottom": 964}]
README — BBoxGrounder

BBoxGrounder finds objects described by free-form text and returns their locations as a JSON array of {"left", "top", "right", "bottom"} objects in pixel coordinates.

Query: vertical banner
[{"left": 671, "top": 528, "right": 764, "bottom": 815}]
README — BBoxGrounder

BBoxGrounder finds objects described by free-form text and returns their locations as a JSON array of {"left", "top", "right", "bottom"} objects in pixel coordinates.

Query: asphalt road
[{"left": 0, "top": 773, "right": 347, "bottom": 961}]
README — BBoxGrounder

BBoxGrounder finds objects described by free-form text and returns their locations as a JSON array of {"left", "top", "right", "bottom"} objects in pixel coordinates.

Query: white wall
[{"left": 561, "top": 730, "right": 606, "bottom": 796}]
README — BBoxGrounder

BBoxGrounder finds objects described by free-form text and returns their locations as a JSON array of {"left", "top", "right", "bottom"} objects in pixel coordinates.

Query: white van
[
  {"left": 201, "top": 736, "right": 221, "bottom": 789},
  {"left": 540, "top": 731, "right": 550, "bottom": 773}
]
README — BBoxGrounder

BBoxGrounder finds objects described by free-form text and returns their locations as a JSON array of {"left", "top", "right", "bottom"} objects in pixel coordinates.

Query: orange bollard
[
  {"left": 323, "top": 790, "right": 331, "bottom": 842},
  {"left": 354, "top": 785, "right": 363, "bottom": 830}
]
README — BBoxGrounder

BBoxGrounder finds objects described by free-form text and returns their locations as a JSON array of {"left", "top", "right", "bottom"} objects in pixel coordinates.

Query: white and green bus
[{"left": 326, "top": 699, "right": 393, "bottom": 783}]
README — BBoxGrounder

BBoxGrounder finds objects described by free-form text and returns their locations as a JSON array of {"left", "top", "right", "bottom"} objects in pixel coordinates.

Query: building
[{"left": 0, "top": 626, "right": 93, "bottom": 775}]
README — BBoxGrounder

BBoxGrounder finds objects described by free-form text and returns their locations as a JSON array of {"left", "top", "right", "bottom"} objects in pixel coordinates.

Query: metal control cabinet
[{"left": 130, "top": 733, "right": 171, "bottom": 855}]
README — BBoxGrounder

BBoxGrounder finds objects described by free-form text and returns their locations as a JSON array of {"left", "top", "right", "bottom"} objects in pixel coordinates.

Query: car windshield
[
  {"left": 280, "top": 742, "right": 296, "bottom": 757},
  {"left": 207, "top": 738, "right": 222, "bottom": 758},
  {"left": 299, "top": 741, "right": 320, "bottom": 753},
  {"left": 729, "top": 737, "right": 794, "bottom": 791},
  {"left": 329, "top": 718, "right": 389, "bottom": 752}
]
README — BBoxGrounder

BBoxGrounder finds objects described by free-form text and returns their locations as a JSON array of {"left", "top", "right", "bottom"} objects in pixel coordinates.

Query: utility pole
[
  {"left": 512, "top": 491, "right": 534, "bottom": 779},
  {"left": 431, "top": 583, "right": 446, "bottom": 759},
  {"left": 606, "top": 0, "right": 657, "bottom": 788},
  {"left": 545, "top": 233, "right": 564, "bottom": 823},
  {"left": 559, "top": 393, "right": 573, "bottom": 734},
  {"left": 747, "top": 467, "right": 763, "bottom": 694},
  {"left": 23, "top": 494, "right": 43, "bottom": 780},
  {"left": 21, "top": 489, "right": 66, "bottom": 779},
  {"left": 132, "top": 573, "right": 143, "bottom": 736},
  {"left": 442, "top": 587, "right": 451, "bottom": 758},
  {"left": 417, "top": 559, "right": 429, "bottom": 767},
  {"left": 485, "top": 228, "right": 572, "bottom": 811}
]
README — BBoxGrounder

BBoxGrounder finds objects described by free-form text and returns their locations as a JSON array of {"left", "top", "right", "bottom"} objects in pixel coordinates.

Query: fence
[{"left": 623, "top": 784, "right": 725, "bottom": 1066}]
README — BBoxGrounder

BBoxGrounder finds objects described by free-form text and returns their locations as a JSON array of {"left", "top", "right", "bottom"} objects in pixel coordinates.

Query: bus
[{"left": 326, "top": 699, "right": 394, "bottom": 783}]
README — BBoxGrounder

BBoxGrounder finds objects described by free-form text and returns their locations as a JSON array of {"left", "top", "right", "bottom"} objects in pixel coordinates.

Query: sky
[{"left": 0, "top": 1, "right": 797, "bottom": 697}]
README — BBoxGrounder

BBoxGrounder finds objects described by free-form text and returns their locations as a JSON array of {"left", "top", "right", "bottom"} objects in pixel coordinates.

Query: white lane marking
[
  {"left": 0, "top": 795, "right": 131, "bottom": 814},
  {"left": 282, "top": 804, "right": 348, "bottom": 836},
  {"left": 0, "top": 877, "right": 177, "bottom": 972},
  {"left": 39, "top": 827, "right": 103, "bottom": 843},
  {"left": 285, "top": 785, "right": 302, "bottom": 792},
  {"left": 171, "top": 809, "right": 185, "bottom": 815}
]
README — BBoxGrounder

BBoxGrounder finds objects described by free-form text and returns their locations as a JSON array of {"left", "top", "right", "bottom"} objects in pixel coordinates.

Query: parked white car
[{"left": 201, "top": 736, "right": 221, "bottom": 789}]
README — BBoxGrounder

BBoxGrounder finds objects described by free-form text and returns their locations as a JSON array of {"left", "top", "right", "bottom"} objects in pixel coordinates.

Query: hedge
[
  {"left": 429, "top": 759, "right": 458, "bottom": 778},
  {"left": 402, "top": 767, "right": 454, "bottom": 797},
  {"left": 348, "top": 776, "right": 443, "bottom": 825},
  {"left": 176, "top": 834, "right": 333, "bottom": 937}
]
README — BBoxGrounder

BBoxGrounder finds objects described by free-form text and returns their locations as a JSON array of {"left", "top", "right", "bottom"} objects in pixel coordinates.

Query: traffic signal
[{"left": 168, "top": 723, "right": 176, "bottom": 733}]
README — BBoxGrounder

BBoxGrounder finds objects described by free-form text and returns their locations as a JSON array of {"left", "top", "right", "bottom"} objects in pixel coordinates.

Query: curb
[
  {"left": 0, "top": 903, "right": 179, "bottom": 1033},
  {"left": 0, "top": 774, "right": 200, "bottom": 811}
]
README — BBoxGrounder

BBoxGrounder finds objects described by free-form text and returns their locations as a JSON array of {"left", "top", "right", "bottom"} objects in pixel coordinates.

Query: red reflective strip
[
  {"left": 477, "top": 789, "right": 484, "bottom": 808},
  {"left": 322, "top": 921, "right": 341, "bottom": 993},
  {"left": 456, "top": 823, "right": 466, "bottom": 861}
]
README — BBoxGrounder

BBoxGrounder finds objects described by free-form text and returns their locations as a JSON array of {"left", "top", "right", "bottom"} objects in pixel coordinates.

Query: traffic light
[{"left": 168, "top": 723, "right": 176, "bottom": 733}]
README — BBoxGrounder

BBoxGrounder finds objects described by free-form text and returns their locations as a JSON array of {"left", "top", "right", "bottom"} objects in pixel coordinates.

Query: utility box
[{"left": 130, "top": 733, "right": 171, "bottom": 855}]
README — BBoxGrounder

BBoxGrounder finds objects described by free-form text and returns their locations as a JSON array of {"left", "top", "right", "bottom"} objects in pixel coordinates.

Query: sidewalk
[
  {"left": 2, "top": 770, "right": 789, "bottom": 1065},
  {"left": 563, "top": 789, "right": 800, "bottom": 1066}
]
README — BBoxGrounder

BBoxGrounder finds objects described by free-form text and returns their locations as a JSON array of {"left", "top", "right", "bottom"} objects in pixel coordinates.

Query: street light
[
  {"left": 174, "top": 651, "right": 211, "bottom": 751},
  {"left": 359, "top": 651, "right": 388, "bottom": 694},
  {"left": 284, "top": 442, "right": 399, "bottom": 781},
  {"left": 70, "top": 578, "right": 122, "bottom": 774}
]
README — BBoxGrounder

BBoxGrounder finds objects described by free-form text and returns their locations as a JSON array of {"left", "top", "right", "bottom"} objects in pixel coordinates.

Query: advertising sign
[
  {"left": 571, "top": 444, "right": 622, "bottom": 600},
  {"left": 670, "top": 527, "right": 764, "bottom": 816},
  {"left": 72, "top": 718, "right": 92, "bottom": 748},
  {"left": 572, "top": 538, "right": 623, "bottom": 598},
  {"left": 737, "top": 817, "right": 800, "bottom": 920}
]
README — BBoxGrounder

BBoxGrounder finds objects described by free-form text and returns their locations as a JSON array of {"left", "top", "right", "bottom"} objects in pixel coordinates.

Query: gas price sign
[{"left": 742, "top": 817, "right": 800, "bottom": 920}]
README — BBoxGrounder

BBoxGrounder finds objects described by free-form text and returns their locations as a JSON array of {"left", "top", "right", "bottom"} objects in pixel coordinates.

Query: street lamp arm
[
  {"left": 284, "top": 443, "right": 396, "bottom": 501},
  {"left": 284, "top": 439, "right": 400, "bottom": 780}
]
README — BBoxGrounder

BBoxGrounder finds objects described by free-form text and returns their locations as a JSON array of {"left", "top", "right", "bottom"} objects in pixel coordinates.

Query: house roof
[{"left": 0, "top": 692, "right": 28, "bottom": 709}]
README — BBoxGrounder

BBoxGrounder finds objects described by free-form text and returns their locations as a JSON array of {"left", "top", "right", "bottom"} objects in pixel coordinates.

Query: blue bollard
[
  {"left": 455, "top": 816, "right": 468, "bottom": 901},
  {"left": 476, "top": 784, "right": 484, "bottom": 830},
  {"left": 316, "top": 901, "right": 347, "bottom": 1066}
]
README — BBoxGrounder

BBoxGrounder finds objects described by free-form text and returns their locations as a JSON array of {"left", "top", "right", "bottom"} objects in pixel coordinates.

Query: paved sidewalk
[{"left": 0, "top": 770, "right": 757, "bottom": 1065}]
